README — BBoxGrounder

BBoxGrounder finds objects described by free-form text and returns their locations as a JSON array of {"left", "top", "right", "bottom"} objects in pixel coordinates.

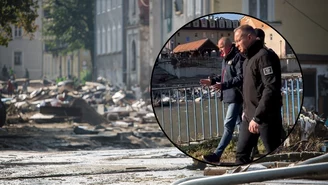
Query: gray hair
[{"left": 218, "top": 37, "right": 232, "bottom": 47}]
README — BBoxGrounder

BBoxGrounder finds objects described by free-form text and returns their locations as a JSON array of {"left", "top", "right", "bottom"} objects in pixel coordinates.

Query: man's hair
[
  {"left": 234, "top": 24, "right": 256, "bottom": 37},
  {"left": 254, "top": 28, "right": 265, "bottom": 44},
  {"left": 219, "top": 37, "right": 232, "bottom": 47}
]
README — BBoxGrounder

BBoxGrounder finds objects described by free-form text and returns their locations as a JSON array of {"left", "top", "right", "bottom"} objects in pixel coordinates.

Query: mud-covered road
[{"left": 0, "top": 148, "right": 203, "bottom": 185}]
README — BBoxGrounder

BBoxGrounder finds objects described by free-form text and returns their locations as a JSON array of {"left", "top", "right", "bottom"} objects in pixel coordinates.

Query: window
[
  {"left": 195, "top": 33, "right": 198, "bottom": 37},
  {"left": 174, "top": 0, "right": 184, "bottom": 15},
  {"left": 201, "top": 19, "right": 208, "bottom": 28},
  {"left": 285, "top": 43, "right": 293, "bottom": 55},
  {"left": 117, "top": 24, "right": 121, "bottom": 51},
  {"left": 112, "top": 26, "right": 116, "bottom": 52},
  {"left": 232, "top": 20, "right": 239, "bottom": 28},
  {"left": 211, "top": 33, "right": 214, "bottom": 38},
  {"left": 195, "top": 0, "right": 202, "bottom": 15},
  {"left": 97, "top": 0, "right": 101, "bottom": 14},
  {"left": 14, "top": 26, "right": 22, "bottom": 38},
  {"left": 209, "top": 20, "right": 216, "bottom": 28},
  {"left": 225, "top": 20, "right": 232, "bottom": 28},
  {"left": 164, "top": 0, "right": 172, "bottom": 19},
  {"left": 248, "top": 0, "right": 268, "bottom": 21},
  {"left": 192, "top": 20, "right": 199, "bottom": 27},
  {"left": 132, "top": 41, "right": 136, "bottom": 71},
  {"left": 102, "top": 0, "right": 106, "bottom": 13},
  {"left": 97, "top": 27, "right": 101, "bottom": 55},
  {"left": 187, "top": 0, "right": 193, "bottom": 17},
  {"left": 228, "top": 33, "right": 230, "bottom": 36},
  {"left": 113, "top": 0, "right": 116, "bottom": 9},
  {"left": 107, "top": 0, "right": 111, "bottom": 11},
  {"left": 219, "top": 19, "right": 225, "bottom": 28},
  {"left": 203, "top": 32, "right": 206, "bottom": 38},
  {"left": 14, "top": 52, "right": 22, "bottom": 65},
  {"left": 132, "top": 0, "right": 136, "bottom": 15},
  {"left": 221, "top": 33, "right": 224, "bottom": 37},
  {"left": 107, "top": 25, "right": 111, "bottom": 53},
  {"left": 102, "top": 26, "right": 106, "bottom": 54}
]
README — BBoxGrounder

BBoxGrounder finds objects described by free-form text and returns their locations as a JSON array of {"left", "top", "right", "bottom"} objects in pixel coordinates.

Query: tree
[
  {"left": 0, "top": 0, "right": 39, "bottom": 46},
  {"left": 43, "top": 0, "right": 96, "bottom": 79}
]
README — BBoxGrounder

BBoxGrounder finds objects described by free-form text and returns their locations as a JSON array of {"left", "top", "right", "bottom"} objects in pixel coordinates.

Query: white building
[
  {"left": 0, "top": 1, "right": 43, "bottom": 80},
  {"left": 95, "top": 0, "right": 125, "bottom": 88},
  {"left": 125, "top": 0, "right": 151, "bottom": 90}
]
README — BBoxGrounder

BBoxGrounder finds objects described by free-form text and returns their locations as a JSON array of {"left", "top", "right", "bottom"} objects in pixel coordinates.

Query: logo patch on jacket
[
  {"left": 227, "top": 60, "right": 233, "bottom": 65},
  {"left": 263, "top": 66, "right": 273, "bottom": 75}
]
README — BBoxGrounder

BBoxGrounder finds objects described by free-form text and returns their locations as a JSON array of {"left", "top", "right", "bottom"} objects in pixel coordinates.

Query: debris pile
[
  {"left": 283, "top": 106, "right": 328, "bottom": 152},
  {"left": 0, "top": 78, "right": 167, "bottom": 150}
]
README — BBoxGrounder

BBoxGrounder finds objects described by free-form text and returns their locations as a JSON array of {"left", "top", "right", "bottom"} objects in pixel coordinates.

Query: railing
[
  {"left": 152, "top": 76, "right": 303, "bottom": 145},
  {"left": 158, "top": 57, "right": 223, "bottom": 68}
]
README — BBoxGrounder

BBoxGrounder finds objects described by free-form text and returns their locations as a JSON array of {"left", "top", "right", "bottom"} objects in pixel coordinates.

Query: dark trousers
[{"left": 235, "top": 116, "right": 283, "bottom": 165}]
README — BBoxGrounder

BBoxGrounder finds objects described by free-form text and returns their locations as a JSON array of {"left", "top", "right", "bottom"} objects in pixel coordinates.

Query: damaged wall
[{"left": 301, "top": 64, "right": 328, "bottom": 114}]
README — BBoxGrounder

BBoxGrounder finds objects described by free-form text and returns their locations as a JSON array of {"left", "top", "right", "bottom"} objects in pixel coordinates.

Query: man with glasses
[{"left": 233, "top": 25, "right": 283, "bottom": 165}]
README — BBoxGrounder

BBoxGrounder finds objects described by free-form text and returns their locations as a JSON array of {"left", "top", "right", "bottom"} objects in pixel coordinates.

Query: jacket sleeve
[
  {"left": 253, "top": 54, "right": 281, "bottom": 124},
  {"left": 211, "top": 75, "right": 221, "bottom": 85},
  {"left": 210, "top": 60, "right": 224, "bottom": 85},
  {"left": 221, "top": 54, "right": 245, "bottom": 90}
]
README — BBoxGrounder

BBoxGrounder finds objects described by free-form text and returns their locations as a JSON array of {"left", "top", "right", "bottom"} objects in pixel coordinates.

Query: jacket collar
[
  {"left": 244, "top": 40, "right": 264, "bottom": 59},
  {"left": 224, "top": 44, "right": 239, "bottom": 61}
]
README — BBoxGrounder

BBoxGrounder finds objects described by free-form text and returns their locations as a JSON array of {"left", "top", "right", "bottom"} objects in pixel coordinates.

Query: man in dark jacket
[
  {"left": 199, "top": 37, "right": 245, "bottom": 163},
  {"left": 234, "top": 25, "right": 283, "bottom": 165}
]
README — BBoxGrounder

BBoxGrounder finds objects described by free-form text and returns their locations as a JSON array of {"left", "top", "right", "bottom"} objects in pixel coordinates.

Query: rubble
[{"left": 0, "top": 77, "right": 164, "bottom": 151}]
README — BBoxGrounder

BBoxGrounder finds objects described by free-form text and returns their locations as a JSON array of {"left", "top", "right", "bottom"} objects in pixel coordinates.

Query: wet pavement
[{"left": 0, "top": 147, "right": 203, "bottom": 185}]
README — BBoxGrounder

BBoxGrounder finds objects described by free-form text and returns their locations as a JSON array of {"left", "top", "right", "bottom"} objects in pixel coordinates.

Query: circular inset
[{"left": 151, "top": 13, "right": 304, "bottom": 166}]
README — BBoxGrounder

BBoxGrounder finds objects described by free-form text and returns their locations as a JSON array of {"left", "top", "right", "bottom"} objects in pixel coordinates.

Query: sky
[{"left": 212, "top": 13, "right": 244, "bottom": 20}]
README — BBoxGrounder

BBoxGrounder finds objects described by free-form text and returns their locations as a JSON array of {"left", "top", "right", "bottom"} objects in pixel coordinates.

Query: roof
[{"left": 173, "top": 38, "right": 219, "bottom": 53}]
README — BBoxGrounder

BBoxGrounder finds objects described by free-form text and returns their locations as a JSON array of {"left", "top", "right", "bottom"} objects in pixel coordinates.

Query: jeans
[{"left": 214, "top": 102, "right": 242, "bottom": 157}]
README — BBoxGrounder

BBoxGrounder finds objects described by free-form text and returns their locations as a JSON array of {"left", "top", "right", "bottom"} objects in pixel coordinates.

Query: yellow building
[{"left": 240, "top": 16, "right": 286, "bottom": 58}]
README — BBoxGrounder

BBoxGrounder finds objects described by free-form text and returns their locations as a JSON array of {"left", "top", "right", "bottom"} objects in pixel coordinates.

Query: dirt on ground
[{"left": 0, "top": 121, "right": 172, "bottom": 151}]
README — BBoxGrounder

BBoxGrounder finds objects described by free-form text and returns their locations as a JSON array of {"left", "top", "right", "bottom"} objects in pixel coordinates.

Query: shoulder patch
[{"left": 263, "top": 66, "right": 273, "bottom": 76}]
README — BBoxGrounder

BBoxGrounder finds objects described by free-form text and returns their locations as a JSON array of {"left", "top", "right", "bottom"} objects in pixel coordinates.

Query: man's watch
[{"left": 252, "top": 117, "right": 261, "bottom": 124}]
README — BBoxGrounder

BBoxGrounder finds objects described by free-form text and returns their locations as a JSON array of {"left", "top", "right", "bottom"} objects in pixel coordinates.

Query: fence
[{"left": 152, "top": 76, "right": 303, "bottom": 145}]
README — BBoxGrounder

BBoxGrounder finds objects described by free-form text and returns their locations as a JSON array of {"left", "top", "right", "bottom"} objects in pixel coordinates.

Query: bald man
[{"left": 199, "top": 37, "right": 245, "bottom": 164}]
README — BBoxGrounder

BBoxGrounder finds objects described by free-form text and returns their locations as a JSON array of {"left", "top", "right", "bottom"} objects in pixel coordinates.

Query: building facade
[
  {"left": 0, "top": 0, "right": 43, "bottom": 80},
  {"left": 95, "top": 0, "right": 125, "bottom": 87},
  {"left": 125, "top": 0, "right": 151, "bottom": 90},
  {"left": 171, "top": 17, "right": 239, "bottom": 50}
]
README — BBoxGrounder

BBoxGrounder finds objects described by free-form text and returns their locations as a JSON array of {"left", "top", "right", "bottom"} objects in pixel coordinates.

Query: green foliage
[
  {"left": 42, "top": 0, "right": 95, "bottom": 76},
  {"left": 0, "top": 0, "right": 39, "bottom": 46},
  {"left": 80, "top": 70, "right": 92, "bottom": 85}
]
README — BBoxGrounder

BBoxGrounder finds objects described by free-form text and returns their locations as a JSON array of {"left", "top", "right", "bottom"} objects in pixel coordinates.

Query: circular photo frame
[{"left": 151, "top": 12, "right": 304, "bottom": 166}]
